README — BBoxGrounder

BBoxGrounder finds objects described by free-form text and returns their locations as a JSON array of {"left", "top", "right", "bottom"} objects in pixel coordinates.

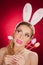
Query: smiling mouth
[{"left": 16, "top": 39, "right": 23, "bottom": 44}]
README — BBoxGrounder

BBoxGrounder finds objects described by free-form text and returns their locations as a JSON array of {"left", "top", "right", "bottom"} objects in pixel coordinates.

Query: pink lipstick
[{"left": 16, "top": 39, "right": 22, "bottom": 44}]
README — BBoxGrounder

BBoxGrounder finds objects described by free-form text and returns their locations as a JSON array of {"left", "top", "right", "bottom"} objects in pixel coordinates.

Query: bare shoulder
[
  {"left": 30, "top": 50, "right": 38, "bottom": 56},
  {"left": 0, "top": 47, "right": 7, "bottom": 56},
  {"left": 26, "top": 49, "right": 38, "bottom": 58},
  {"left": 27, "top": 50, "right": 38, "bottom": 65},
  {"left": 0, "top": 47, "right": 7, "bottom": 51},
  {"left": 24, "top": 49, "right": 38, "bottom": 65},
  {"left": 26, "top": 49, "right": 38, "bottom": 56},
  {"left": 0, "top": 47, "right": 8, "bottom": 64}
]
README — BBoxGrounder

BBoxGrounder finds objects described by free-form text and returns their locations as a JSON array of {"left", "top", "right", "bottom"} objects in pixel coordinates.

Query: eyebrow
[
  {"left": 17, "top": 28, "right": 29, "bottom": 35},
  {"left": 25, "top": 33, "right": 29, "bottom": 35},
  {"left": 17, "top": 28, "right": 22, "bottom": 32}
]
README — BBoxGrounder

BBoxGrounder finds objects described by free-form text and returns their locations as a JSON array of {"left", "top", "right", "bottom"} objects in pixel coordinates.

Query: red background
[{"left": 0, "top": 0, "right": 43, "bottom": 65}]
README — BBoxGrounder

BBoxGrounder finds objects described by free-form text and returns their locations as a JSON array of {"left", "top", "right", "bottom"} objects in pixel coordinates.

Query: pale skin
[{"left": 0, "top": 25, "right": 38, "bottom": 65}]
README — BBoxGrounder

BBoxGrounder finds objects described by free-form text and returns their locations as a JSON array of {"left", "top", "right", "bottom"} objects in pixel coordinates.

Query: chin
[{"left": 15, "top": 42, "right": 21, "bottom": 47}]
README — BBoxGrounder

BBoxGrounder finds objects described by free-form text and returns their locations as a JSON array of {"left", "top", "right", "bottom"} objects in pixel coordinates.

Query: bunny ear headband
[
  {"left": 8, "top": 3, "right": 43, "bottom": 49},
  {"left": 23, "top": 3, "right": 43, "bottom": 25}
]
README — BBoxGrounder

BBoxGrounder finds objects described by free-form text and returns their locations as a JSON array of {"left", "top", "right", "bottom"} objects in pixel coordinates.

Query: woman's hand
[
  {"left": 13, "top": 54, "right": 25, "bottom": 65},
  {"left": 4, "top": 54, "right": 25, "bottom": 65},
  {"left": 4, "top": 55, "right": 17, "bottom": 65}
]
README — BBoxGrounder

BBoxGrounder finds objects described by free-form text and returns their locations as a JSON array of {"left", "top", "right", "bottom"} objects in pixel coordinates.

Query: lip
[{"left": 16, "top": 39, "right": 23, "bottom": 44}]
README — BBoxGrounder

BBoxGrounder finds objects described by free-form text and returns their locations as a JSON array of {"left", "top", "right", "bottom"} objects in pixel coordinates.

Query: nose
[{"left": 19, "top": 33, "right": 23, "bottom": 39}]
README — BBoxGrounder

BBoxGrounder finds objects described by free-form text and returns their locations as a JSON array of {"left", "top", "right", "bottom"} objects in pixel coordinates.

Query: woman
[{"left": 0, "top": 22, "right": 38, "bottom": 65}]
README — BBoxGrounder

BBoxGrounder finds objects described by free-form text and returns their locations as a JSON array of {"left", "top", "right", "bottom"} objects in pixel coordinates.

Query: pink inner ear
[
  {"left": 30, "top": 8, "right": 43, "bottom": 25},
  {"left": 23, "top": 3, "right": 32, "bottom": 22}
]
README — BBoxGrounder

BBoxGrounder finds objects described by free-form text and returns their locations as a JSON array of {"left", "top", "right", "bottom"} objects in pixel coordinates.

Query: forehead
[{"left": 16, "top": 25, "right": 32, "bottom": 34}]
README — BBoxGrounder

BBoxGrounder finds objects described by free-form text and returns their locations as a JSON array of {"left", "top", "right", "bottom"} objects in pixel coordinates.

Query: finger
[
  {"left": 13, "top": 55, "right": 23, "bottom": 59},
  {"left": 5, "top": 55, "right": 12, "bottom": 58},
  {"left": 5, "top": 58, "right": 16, "bottom": 65},
  {"left": 5, "top": 56, "right": 18, "bottom": 64}
]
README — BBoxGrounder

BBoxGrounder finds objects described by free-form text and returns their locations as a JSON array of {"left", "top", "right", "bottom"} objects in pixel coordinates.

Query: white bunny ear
[
  {"left": 30, "top": 8, "right": 43, "bottom": 25},
  {"left": 23, "top": 3, "right": 32, "bottom": 22}
]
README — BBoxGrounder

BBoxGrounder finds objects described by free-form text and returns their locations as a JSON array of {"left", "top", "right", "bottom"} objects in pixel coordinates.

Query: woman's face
[{"left": 13, "top": 25, "right": 32, "bottom": 47}]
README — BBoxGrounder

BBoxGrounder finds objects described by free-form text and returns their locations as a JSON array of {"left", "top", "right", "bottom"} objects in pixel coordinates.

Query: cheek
[
  {"left": 24, "top": 38, "right": 31, "bottom": 43},
  {"left": 22, "top": 40, "right": 29, "bottom": 46},
  {"left": 14, "top": 32, "right": 19, "bottom": 38}
]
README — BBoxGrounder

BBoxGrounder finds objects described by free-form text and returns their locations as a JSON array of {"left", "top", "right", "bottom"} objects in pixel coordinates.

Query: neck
[{"left": 14, "top": 45, "right": 25, "bottom": 55}]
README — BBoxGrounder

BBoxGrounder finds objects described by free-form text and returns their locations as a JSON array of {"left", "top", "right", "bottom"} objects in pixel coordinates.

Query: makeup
[{"left": 16, "top": 39, "right": 23, "bottom": 44}]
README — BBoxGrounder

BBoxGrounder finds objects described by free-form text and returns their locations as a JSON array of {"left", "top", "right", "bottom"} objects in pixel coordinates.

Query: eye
[{"left": 25, "top": 34, "right": 29, "bottom": 37}]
